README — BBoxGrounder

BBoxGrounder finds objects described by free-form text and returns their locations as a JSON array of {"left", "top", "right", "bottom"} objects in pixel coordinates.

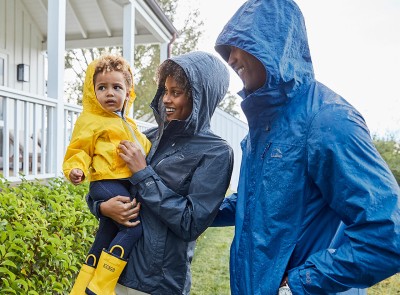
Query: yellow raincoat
[{"left": 63, "top": 59, "right": 151, "bottom": 182}]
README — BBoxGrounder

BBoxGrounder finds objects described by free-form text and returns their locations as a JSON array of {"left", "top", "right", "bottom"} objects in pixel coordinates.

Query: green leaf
[
  {"left": 14, "top": 278, "right": 29, "bottom": 291},
  {"left": 1, "top": 260, "right": 18, "bottom": 269},
  {"left": 0, "top": 287, "right": 17, "bottom": 294},
  {"left": 0, "top": 244, "right": 6, "bottom": 257},
  {"left": 0, "top": 266, "right": 16, "bottom": 281}
]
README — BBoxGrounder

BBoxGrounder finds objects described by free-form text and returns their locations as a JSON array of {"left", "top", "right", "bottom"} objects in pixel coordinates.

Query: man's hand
[
  {"left": 99, "top": 196, "right": 141, "bottom": 227},
  {"left": 280, "top": 276, "right": 289, "bottom": 287},
  {"left": 69, "top": 168, "right": 85, "bottom": 185}
]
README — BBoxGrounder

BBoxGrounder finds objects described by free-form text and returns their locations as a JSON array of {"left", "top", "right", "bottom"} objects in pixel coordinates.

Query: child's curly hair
[
  {"left": 93, "top": 54, "right": 133, "bottom": 90},
  {"left": 156, "top": 59, "right": 192, "bottom": 99}
]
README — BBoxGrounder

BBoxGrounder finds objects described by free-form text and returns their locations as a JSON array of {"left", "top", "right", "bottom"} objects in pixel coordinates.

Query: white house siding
[
  {"left": 0, "top": 0, "right": 45, "bottom": 95},
  {"left": 0, "top": 0, "right": 48, "bottom": 181},
  {"left": 211, "top": 108, "right": 248, "bottom": 191},
  {"left": 0, "top": 1, "right": 6, "bottom": 53}
]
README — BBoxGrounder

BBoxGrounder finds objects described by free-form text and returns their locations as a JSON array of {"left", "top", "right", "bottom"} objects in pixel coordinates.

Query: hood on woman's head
[{"left": 152, "top": 51, "right": 229, "bottom": 135}]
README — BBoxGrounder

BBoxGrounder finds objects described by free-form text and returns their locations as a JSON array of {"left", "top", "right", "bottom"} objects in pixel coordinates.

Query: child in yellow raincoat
[{"left": 63, "top": 54, "right": 151, "bottom": 295}]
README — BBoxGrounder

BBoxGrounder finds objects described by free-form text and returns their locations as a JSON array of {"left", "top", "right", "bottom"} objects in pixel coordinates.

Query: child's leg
[
  {"left": 109, "top": 220, "right": 143, "bottom": 259},
  {"left": 87, "top": 179, "right": 135, "bottom": 264},
  {"left": 85, "top": 180, "right": 141, "bottom": 295},
  {"left": 102, "top": 180, "right": 142, "bottom": 259},
  {"left": 89, "top": 179, "right": 132, "bottom": 201},
  {"left": 87, "top": 217, "right": 118, "bottom": 266}
]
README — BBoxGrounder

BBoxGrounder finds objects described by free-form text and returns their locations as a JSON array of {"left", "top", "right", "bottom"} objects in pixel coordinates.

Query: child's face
[
  {"left": 162, "top": 76, "right": 192, "bottom": 122},
  {"left": 94, "top": 71, "right": 129, "bottom": 113}
]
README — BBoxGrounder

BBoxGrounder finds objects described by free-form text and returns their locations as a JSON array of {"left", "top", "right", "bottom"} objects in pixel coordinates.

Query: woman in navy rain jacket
[
  {"left": 213, "top": 0, "right": 400, "bottom": 294},
  {"left": 87, "top": 51, "right": 234, "bottom": 294}
]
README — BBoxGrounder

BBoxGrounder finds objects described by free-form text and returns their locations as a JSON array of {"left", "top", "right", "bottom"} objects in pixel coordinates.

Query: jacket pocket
[{"left": 126, "top": 208, "right": 167, "bottom": 289}]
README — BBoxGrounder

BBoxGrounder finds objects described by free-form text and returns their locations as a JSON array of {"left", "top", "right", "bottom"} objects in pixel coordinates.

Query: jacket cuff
[
  {"left": 288, "top": 267, "right": 307, "bottom": 294},
  {"left": 128, "top": 166, "right": 155, "bottom": 186}
]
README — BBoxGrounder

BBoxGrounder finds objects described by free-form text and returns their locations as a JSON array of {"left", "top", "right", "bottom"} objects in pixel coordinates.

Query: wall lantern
[{"left": 17, "top": 64, "right": 30, "bottom": 82}]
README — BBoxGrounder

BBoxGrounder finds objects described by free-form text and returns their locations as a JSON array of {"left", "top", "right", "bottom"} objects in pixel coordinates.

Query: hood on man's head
[{"left": 215, "top": 0, "right": 314, "bottom": 95}]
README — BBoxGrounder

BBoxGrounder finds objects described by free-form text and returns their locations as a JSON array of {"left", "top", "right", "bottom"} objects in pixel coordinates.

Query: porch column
[
  {"left": 47, "top": 0, "right": 66, "bottom": 176},
  {"left": 123, "top": 2, "right": 135, "bottom": 67},
  {"left": 122, "top": 2, "right": 135, "bottom": 117},
  {"left": 160, "top": 42, "right": 168, "bottom": 63}
]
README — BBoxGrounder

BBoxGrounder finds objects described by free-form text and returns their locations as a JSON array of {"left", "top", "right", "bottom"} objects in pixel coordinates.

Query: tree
[
  {"left": 373, "top": 136, "right": 400, "bottom": 184},
  {"left": 132, "top": 0, "right": 204, "bottom": 119},
  {"left": 218, "top": 91, "right": 240, "bottom": 118}
]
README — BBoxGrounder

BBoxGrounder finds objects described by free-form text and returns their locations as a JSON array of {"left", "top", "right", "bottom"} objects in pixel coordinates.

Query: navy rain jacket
[
  {"left": 213, "top": 0, "right": 400, "bottom": 294},
  {"left": 88, "top": 51, "right": 234, "bottom": 294}
]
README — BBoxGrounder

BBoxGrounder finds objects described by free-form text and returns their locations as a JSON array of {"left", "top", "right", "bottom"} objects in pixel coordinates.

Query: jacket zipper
[
  {"left": 261, "top": 142, "right": 271, "bottom": 159},
  {"left": 121, "top": 116, "right": 145, "bottom": 156}
]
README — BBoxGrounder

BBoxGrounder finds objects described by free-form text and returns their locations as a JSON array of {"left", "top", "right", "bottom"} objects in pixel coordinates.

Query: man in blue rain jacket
[{"left": 212, "top": 0, "right": 400, "bottom": 294}]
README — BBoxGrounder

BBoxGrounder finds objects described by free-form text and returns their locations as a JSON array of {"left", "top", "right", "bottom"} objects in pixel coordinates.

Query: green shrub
[
  {"left": 0, "top": 177, "right": 96, "bottom": 294},
  {"left": 1, "top": 177, "right": 398, "bottom": 294}
]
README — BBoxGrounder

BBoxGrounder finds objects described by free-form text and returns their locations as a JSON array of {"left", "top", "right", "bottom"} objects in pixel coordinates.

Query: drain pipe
[{"left": 167, "top": 32, "right": 177, "bottom": 58}]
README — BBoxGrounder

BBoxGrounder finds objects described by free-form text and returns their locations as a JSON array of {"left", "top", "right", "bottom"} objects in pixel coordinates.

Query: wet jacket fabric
[
  {"left": 213, "top": 0, "right": 400, "bottom": 294},
  {"left": 63, "top": 59, "right": 151, "bottom": 182},
  {"left": 87, "top": 51, "right": 234, "bottom": 294}
]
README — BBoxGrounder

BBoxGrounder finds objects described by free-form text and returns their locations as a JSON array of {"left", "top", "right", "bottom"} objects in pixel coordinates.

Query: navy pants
[{"left": 87, "top": 179, "right": 142, "bottom": 265}]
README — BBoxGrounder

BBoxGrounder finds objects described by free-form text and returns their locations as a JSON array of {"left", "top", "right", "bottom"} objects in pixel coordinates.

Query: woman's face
[{"left": 162, "top": 76, "right": 192, "bottom": 122}]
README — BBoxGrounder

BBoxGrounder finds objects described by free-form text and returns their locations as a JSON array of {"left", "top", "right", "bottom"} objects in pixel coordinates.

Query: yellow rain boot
[
  {"left": 69, "top": 254, "right": 97, "bottom": 295},
  {"left": 85, "top": 245, "right": 127, "bottom": 295}
]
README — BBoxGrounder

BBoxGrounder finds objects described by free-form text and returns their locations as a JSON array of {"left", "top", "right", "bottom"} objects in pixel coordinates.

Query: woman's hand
[
  {"left": 119, "top": 140, "right": 147, "bottom": 174},
  {"left": 99, "top": 196, "right": 141, "bottom": 227}
]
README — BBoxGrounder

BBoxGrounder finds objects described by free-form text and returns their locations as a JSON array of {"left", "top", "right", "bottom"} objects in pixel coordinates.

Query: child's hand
[{"left": 69, "top": 168, "right": 85, "bottom": 185}]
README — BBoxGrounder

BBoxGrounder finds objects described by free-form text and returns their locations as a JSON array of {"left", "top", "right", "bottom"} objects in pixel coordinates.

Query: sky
[{"left": 176, "top": 0, "right": 400, "bottom": 139}]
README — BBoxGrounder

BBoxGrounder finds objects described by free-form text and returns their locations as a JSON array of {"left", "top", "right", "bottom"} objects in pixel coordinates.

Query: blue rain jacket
[{"left": 213, "top": 0, "right": 400, "bottom": 294}]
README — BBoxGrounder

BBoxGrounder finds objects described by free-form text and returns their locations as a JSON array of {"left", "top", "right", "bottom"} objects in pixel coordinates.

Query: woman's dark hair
[{"left": 156, "top": 59, "right": 192, "bottom": 99}]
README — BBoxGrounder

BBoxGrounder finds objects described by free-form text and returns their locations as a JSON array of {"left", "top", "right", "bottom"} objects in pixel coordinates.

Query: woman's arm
[{"left": 119, "top": 140, "right": 234, "bottom": 241}]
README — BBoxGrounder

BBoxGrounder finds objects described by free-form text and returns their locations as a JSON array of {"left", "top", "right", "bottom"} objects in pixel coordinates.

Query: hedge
[{"left": 0, "top": 177, "right": 96, "bottom": 294}]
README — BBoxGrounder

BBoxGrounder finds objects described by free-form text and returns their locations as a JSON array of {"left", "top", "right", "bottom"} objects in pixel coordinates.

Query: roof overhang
[{"left": 21, "top": 0, "right": 177, "bottom": 50}]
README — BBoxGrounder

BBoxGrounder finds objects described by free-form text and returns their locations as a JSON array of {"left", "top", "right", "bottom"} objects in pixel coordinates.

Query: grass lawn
[
  {"left": 191, "top": 226, "right": 233, "bottom": 295},
  {"left": 191, "top": 227, "right": 400, "bottom": 295}
]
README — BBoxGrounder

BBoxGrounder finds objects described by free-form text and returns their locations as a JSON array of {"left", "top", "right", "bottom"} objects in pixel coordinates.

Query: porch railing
[{"left": 0, "top": 87, "right": 155, "bottom": 182}]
